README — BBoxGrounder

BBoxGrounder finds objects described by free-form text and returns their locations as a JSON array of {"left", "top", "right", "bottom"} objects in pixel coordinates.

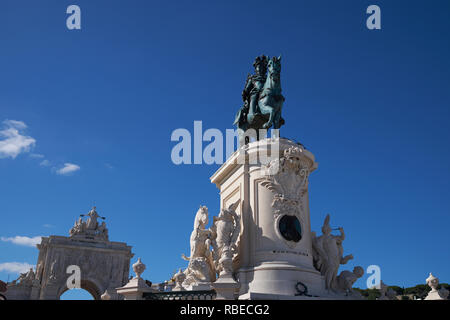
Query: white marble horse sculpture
[{"left": 182, "top": 206, "right": 216, "bottom": 286}]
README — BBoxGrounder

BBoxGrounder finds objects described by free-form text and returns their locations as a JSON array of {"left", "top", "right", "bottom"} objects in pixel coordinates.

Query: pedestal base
[
  {"left": 239, "top": 292, "right": 328, "bottom": 300},
  {"left": 116, "top": 277, "right": 153, "bottom": 300},
  {"left": 238, "top": 262, "right": 325, "bottom": 298},
  {"left": 212, "top": 274, "right": 240, "bottom": 300}
]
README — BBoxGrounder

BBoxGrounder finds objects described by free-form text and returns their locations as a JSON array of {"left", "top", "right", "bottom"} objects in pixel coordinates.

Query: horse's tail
[{"left": 181, "top": 254, "right": 190, "bottom": 261}]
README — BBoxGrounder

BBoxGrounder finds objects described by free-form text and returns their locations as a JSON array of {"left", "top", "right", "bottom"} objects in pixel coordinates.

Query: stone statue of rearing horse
[
  {"left": 181, "top": 206, "right": 216, "bottom": 285},
  {"left": 234, "top": 55, "right": 285, "bottom": 144}
]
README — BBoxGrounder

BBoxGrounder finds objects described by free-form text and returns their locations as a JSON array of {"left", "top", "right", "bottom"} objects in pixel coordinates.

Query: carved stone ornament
[
  {"left": 261, "top": 146, "right": 313, "bottom": 247},
  {"left": 210, "top": 201, "right": 241, "bottom": 277},
  {"left": 132, "top": 258, "right": 146, "bottom": 279},
  {"left": 69, "top": 207, "right": 109, "bottom": 241},
  {"left": 425, "top": 272, "right": 449, "bottom": 300},
  {"left": 311, "top": 215, "right": 354, "bottom": 291},
  {"left": 261, "top": 146, "right": 312, "bottom": 217}
]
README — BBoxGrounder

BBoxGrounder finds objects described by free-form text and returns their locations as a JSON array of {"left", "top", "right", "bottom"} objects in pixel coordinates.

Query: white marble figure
[
  {"left": 211, "top": 201, "right": 241, "bottom": 277},
  {"left": 69, "top": 217, "right": 85, "bottom": 236},
  {"left": 48, "top": 260, "right": 58, "bottom": 281},
  {"left": 312, "top": 214, "right": 353, "bottom": 291},
  {"left": 69, "top": 207, "right": 108, "bottom": 240},
  {"left": 14, "top": 268, "right": 36, "bottom": 286},
  {"left": 424, "top": 273, "right": 449, "bottom": 300},
  {"left": 25, "top": 268, "right": 35, "bottom": 282},
  {"left": 98, "top": 221, "right": 108, "bottom": 238},
  {"left": 86, "top": 207, "right": 100, "bottom": 230},
  {"left": 16, "top": 271, "right": 27, "bottom": 284},
  {"left": 336, "top": 266, "right": 364, "bottom": 296},
  {"left": 172, "top": 269, "right": 186, "bottom": 291},
  {"left": 182, "top": 206, "right": 216, "bottom": 286}
]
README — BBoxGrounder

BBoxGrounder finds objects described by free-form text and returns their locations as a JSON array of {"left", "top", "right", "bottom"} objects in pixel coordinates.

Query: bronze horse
[{"left": 234, "top": 56, "right": 285, "bottom": 144}]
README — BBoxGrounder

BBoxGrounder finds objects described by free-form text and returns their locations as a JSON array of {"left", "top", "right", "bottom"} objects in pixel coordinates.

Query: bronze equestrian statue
[{"left": 234, "top": 55, "right": 285, "bottom": 144}]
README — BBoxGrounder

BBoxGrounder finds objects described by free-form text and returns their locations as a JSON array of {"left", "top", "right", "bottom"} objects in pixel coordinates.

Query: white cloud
[
  {"left": 43, "top": 224, "right": 54, "bottom": 228},
  {"left": 40, "top": 159, "right": 51, "bottom": 167},
  {"left": 56, "top": 163, "right": 80, "bottom": 175},
  {"left": 29, "top": 153, "right": 44, "bottom": 159},
  {"left": 0, "top": 236, "right": 42, "bottom": 247},
  {"left": 3, "top": 120, "right": 27, "bottom": 130},
  {"left": 0, "top": 120, "right": 36, "bottom": 159},
  {"left": 0, "top": 262, "right": 35, "bottom": 274},
  {"left": 1, "top": 120, "right": 81, "bottom": 177}
]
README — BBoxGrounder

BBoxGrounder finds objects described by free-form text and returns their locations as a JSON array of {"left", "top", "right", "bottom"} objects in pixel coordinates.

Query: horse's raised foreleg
[
  {"left": 262, "top": 107, "right": 275, "bottom": 129},
  {"left": 272, "top": 109, "right": 281, "bottom": 129}
]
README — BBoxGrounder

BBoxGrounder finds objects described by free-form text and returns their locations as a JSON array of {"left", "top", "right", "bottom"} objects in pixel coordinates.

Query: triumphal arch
[{"left": 6, "top": 207, "right": 133, "bottom": 300}]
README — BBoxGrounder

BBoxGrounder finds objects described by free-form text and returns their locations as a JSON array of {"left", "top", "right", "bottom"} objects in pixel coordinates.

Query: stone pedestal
[
  {"left": 116, "top": 258, "right": 155, "bottom": 300},
  {"left": 212, "top": 274, "right": 240, "bottom": 300},
  {"left": 210, "top": 138, "right": 327, "bottom": 299},
  {"left": 116, "top": 277, "right": 153, "bottom": 300}
]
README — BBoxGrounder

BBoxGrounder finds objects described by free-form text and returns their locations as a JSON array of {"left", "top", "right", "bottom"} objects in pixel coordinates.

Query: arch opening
[
  {"left": 60, "top": 288, "right": 95, "bottom": 300},
  {"left": 59, "top": 279, "right": 101, "bottom": 300}
]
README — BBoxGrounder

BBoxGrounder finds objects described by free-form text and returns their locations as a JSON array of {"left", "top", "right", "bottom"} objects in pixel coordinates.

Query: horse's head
[
  {"left": 194, "top": 205, "right": 209, "bottom": 229},
  {"left": 268, "top": 56, "right": 282, "bottom": 78}
]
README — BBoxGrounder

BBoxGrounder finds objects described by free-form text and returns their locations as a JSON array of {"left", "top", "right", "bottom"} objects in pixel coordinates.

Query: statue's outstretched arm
[{"left": 341, "top": 254, "right": 354, "bottom": 265}]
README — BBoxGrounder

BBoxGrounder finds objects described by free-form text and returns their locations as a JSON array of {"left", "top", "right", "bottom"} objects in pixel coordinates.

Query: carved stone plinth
[
  {"left": 116, "top": 277, "right": 152, "bottom": 300},
  {"left": 116, "top": 258, "right": 155, "bottom": 300},
  {"left": 212, "top": 274, "right": 240, "bottom": 300},
  {"left": 211, "top": 138, "right": 327, "bottom": 299}
]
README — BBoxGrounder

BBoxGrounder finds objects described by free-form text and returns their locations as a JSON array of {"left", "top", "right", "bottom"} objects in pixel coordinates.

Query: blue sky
[{"left": 1, "top": 0, "right": 449, "bottom": 299}]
